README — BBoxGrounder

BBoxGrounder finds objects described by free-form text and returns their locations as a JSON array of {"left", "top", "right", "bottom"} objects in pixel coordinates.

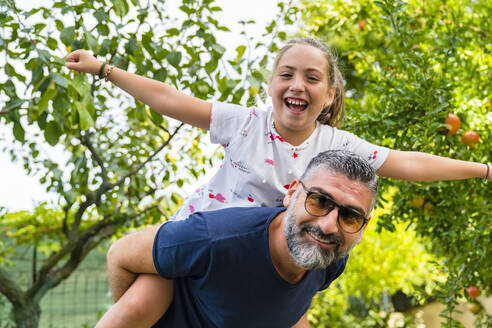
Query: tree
[
  {"left": 0, "top": 0, "right": 293, "bottom": 326},
  {"left": 298, "top": 0, "right": 491, "bottom": 326}
]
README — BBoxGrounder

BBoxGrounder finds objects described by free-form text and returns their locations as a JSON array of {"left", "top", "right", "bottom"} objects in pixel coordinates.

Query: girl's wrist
[{"left": 97, "top": 62, "right": 106, "bottom": 78}]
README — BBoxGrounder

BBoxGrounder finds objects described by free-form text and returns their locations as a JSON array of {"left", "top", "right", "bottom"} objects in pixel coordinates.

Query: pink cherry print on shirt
[
  {"left": 189, "top": 205, "right": 195, "bottom": 214},
  {"left": 214, "top": 193, "right": 226, "bottom": 203},
  {"left": 247, "top": 196, "right": 254, "bottom": 202},
  {"left": 265, "top": 159, "right": 274, "bottom": 166}
]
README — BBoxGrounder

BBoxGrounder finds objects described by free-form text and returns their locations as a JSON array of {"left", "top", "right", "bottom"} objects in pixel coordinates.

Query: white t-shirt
[{"left": 174, "top": 102, "right": 389, "bottom": 221}]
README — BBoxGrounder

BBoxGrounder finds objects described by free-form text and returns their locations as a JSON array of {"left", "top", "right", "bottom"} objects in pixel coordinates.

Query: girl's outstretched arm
[
  {"left": 65, "top": 49, "right": 212, "bottom": 130},
  {"left": 377, "top": 150, "right": 490, "bottom": 182}
]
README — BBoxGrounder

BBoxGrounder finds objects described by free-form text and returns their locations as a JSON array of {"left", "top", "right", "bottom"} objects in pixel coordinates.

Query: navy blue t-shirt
[{"left": 152, "top": 207, "right": 347, "bottom": 328}]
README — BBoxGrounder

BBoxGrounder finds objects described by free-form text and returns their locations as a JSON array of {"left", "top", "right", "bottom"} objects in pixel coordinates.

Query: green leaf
[
  {"left": 205, "top": 59, "right": 218, "bottom": 74},
  {"left": 84, "top": 29, "right": 98, "bottom": 52},
  {"left": 13, "top": 122, "right": 25, "bottom": 142},
  {"left": 37, "top": 49, "right": 51, "bottom": 63},
  {"left": 179, "top": 5, "right": 192, "bottom": 15},
  {"left": 37, "top": 88, "right": 57, "bottom": 115},
  {"left": 94, "top": 9, "right": 108, "bottom": 22},
  {"left": 246, "top": 76, "right": 261, "bottom": 89},
  {"left": 125, "top": 37, "right": 137, "bottom": 54},
  {"left": 166, "top": 51, "right": 182, "bottom": 68},
  {"left": 44, "top": 121, "right": 62, "bottom": 146},
  {"left": 60, "top": 26, "right": 75, "bottom": 46},
  {"left": 4, "top": 98, "right": 25, "bottom": 112},
  {"left": 51, "top": 73, "right": 69, "bottom": 89},
  {"left": 166, "top": 28, "right": 180, "bottom": 36},
  {"left": 47, "top": 37, "right": 58, "bottom": 50},
  {"left": 111, "top": 0, "right": 129, "bottom": 17},
  {"left": 235, "top": 45, "right": 246, "bottom": 62},
  {"left": 153, "top": 68, "right": 167, "bottom": 82},
  {"left": 211, "top": 43, "right": 226, "bottom": 56},
  {"left": 99, "top": 39, "right": 111, "bottom": 55},
  {"left": 75, "top": 102, "right": 94, "bottom": 130},
  {"left": 150, "top": 109, "right": 164, "bottom": 126}
]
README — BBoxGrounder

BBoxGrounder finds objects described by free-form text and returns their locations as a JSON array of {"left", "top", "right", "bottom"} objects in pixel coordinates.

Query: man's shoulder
[
  {"left": 198, "top": 206, "right": 285, "bottom": 240},
  {"left": 157, "top": 206, "right": 284, "bottom": 251}
]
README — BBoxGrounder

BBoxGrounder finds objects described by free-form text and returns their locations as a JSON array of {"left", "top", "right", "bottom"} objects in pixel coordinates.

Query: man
[{"left": 96, "top": 150, "right": 378, "bottom": 327}]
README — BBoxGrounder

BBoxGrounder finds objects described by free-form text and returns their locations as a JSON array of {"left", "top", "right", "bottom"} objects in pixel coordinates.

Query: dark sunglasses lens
[
  {"left": 339, "top": 209, "right": 365, "bottom": 233},
  {"left": 306, "top": 193, "right": 335, "bottom": 216}
]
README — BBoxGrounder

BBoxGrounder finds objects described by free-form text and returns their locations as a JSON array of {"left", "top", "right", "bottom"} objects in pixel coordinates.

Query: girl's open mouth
[{"left": 285, "top": 97, "right": 308, "bottom": 113}]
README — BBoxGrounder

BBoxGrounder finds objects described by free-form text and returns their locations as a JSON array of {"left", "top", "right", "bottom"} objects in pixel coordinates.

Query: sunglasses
[{"left": 299, "top": 181, "right": 368, "bottom": 234}]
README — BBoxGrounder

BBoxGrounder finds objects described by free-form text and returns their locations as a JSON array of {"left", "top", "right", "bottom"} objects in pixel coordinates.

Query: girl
[{"left": 66, "top": 38, "right": 490, "bottom": 327}]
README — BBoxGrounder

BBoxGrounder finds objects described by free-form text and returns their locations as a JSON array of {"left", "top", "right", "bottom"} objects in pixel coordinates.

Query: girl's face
[{"left": 268, "top": 44, "right": 334, "bottom": 145}]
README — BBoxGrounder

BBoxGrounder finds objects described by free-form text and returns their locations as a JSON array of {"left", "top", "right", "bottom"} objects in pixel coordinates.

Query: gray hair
[{"left": 300, "top": 150, "right": 378, "bottom": 210}]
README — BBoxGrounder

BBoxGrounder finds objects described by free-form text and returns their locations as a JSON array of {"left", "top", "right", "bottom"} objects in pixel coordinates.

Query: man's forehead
[{"left": 303, "top": 169, "right": 374, "bottom": 210}]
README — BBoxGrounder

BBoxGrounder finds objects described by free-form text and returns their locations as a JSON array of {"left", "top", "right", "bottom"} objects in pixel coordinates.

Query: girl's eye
[
  {"left": 308, "top": 76, "right": 320, "bottom": 81},
  {"left": 280, "top": 73, "right": 292, "bottom": 78}
]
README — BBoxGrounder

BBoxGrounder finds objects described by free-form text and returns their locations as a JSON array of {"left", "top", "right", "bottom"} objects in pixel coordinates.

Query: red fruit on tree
[
  {"left": 358, "top": 20, "right": 367, "bottom": 31},
  {"left": 461, "top": 130, "right": 480, "bottom": 147},
  {"left": 410, "top": 196, "right": 424, "bottom": 208},
  {"left": 445, "top": 113, "right": 460, "bottom": 135},
  {"left": 467, "top": 286, "right": 481, "bottom": 299}
]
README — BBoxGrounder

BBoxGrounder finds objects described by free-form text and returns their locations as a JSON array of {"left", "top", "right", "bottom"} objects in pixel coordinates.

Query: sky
[{"left": 0, "top": 0, "right": 280, "bottom": 211}]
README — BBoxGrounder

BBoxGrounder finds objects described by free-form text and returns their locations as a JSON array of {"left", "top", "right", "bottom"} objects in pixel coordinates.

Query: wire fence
[
  {"left": 1, "top": 250, "right": 112, "bottom": 327},
  {"left": 38, "top": 268, "right": 111, "bottom": 328}
]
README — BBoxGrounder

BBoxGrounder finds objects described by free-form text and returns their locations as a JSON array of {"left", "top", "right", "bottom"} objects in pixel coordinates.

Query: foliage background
[{"left": 298, "top": 0, "right": 491, "bottom": 326}]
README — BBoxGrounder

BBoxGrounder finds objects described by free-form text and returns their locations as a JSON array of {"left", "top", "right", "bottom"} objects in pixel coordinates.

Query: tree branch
[
  {"left": 110, "top": 123, "right": 184, "bottom": 189},
  {"left": 81, "top": 131, "right": 109, "bottom": 187},
  {"left": 0, "top": 266, "right": 24, "bottom": 308},
  {"left": 31, "top": 203, "right": 159, "bottom": 298}
]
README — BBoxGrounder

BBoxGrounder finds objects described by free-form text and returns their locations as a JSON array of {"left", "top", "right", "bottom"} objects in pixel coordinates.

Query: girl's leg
[{"left": 95, "top": 273, "right": 173, "bottom": 328}]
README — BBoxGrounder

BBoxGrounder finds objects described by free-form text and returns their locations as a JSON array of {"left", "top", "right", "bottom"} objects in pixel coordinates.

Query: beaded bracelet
[
  {"left": 104, "top": 65, "right": 115, "bottom": 82},
  {"left": 102, "top": 59, "right": 128, "bottom": 82},
  {"left": 485, "top": 163, "right": 490, "bottom": 181}
]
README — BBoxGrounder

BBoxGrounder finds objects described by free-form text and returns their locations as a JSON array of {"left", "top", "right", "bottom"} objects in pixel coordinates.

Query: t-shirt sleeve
[
  {"left": 153, "top": 214, "right": 211, "bottom": 279},
  {"left": 318, "top": 257, "right": 348, "bottom": 291},
  {"left": 333, "top": 128, "right": 390, "bottom": 170},
  {"left": 209, "top": 101, "right": 252, "bottom": 146}
]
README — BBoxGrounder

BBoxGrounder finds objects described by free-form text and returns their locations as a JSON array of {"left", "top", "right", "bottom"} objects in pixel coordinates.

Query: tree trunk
[{"left": 12, "top": 298, "right": 40, "bottom": 328}]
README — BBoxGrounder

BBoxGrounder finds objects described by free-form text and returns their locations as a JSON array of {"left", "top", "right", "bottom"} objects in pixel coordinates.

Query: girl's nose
[{"left": 289, "top": 75, "right": 305, "bottom": 92}]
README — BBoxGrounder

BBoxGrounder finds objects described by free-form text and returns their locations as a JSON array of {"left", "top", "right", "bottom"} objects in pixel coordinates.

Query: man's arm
[
  {"left": 292, "top": 314, "right": 310, "bottom": 328},
  {"left": 106, "top": 225, "right": 161, "bottom": 301}
]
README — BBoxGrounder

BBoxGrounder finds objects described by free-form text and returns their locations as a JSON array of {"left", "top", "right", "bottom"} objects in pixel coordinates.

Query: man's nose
[{"left": 316, "top": 207, "right": 340, "bottom": 234}]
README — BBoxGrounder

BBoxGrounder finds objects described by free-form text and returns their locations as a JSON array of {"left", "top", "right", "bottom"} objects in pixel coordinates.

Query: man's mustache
[{"left": 300, "top": 224, "right": 342, "bottom": 247}]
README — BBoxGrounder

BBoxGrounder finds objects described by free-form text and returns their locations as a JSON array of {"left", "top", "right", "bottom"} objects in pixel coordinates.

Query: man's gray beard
[{"left": 284, "top": 193, "right": 358, "bottom": 270}]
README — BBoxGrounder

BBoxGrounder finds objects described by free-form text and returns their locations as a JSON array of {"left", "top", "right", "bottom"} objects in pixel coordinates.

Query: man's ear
[
  {"left": 283, "top": 179, "right": 299, "bottom": 207},
  {"left": 357, "top": 215, "right": 372, "bottom": 243}
]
